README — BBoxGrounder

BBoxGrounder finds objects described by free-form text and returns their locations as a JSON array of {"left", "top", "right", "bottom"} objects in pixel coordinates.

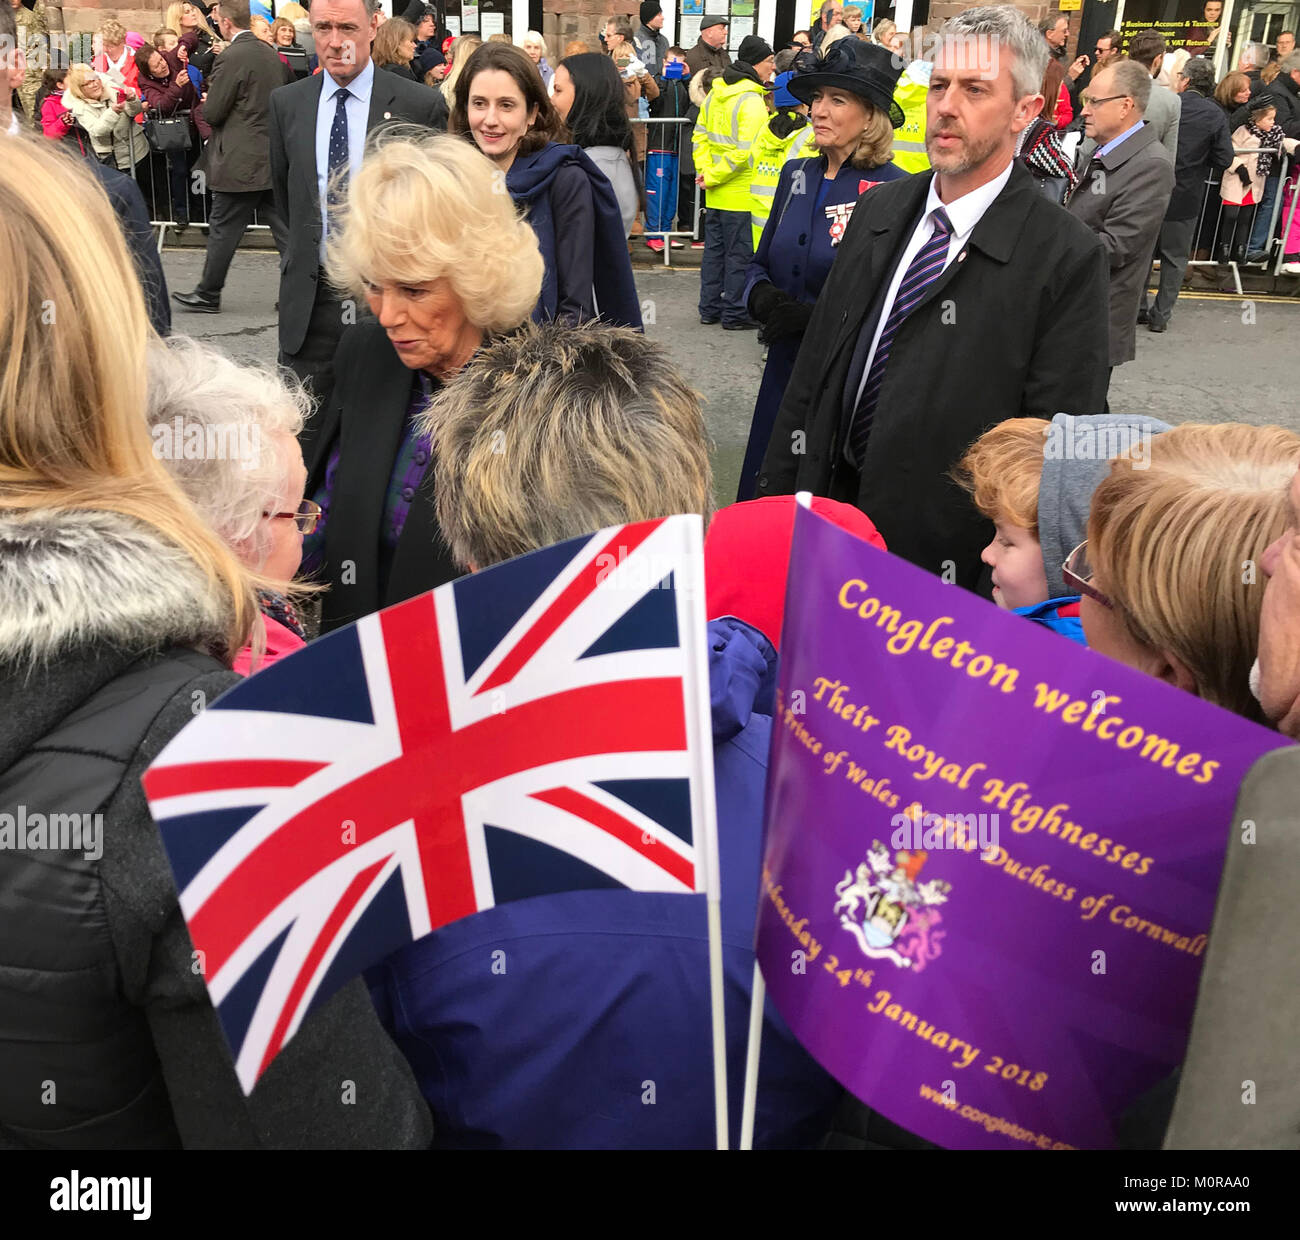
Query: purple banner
[{"left": 756, "top": 508, "right": 1290, "bottom": 1149}]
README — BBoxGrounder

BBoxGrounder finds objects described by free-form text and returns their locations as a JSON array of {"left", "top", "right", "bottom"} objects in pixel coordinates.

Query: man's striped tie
[{"left": 847, "top": 206, "right": 954, "bottom": 467}]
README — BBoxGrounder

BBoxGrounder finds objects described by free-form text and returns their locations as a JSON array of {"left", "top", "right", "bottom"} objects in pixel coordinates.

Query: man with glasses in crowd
[{"left": 1068, "top": 57, "right": 1174, "bottom": 397}]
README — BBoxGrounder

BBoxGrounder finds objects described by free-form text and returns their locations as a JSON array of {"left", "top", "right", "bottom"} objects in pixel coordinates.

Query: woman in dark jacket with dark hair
[
  {"left": 551, "top": 52, "right": 641, "bottom": 237},
  {"left": 135, "top": 44, "right": 201, "bottom": 226},
  {"left": 451, "top": 41, "right": 641, "bottom": 327}
]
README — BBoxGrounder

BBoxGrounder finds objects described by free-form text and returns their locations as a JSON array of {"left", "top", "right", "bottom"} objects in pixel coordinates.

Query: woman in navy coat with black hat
[{"left": 736, "top": 40, "right": 910, "bottom": 501}]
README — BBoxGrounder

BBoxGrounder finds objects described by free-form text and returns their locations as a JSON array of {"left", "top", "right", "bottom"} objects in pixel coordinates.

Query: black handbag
[{"left": 145, "top": 112, "right": 192, "bottom": 156}]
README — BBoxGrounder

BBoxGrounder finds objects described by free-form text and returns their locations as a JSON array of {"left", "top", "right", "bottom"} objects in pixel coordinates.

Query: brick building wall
[
  {"left": 928, "top": 0, "right": 1084, "bottom": 50},
  {"left": 542, "top": 0, "right": 630, "bottom": 56},
  {"left": 537, "top": 2, "right": 1087, "bottom": 61},
  {"left": 46, "top": 1, "right": 1086, "bottom": 64},
  {"left": 47, "top": 2, "right": 167, "bottom": 36}
]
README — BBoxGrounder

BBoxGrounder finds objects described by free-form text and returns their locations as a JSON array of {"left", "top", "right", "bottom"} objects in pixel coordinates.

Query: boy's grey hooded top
[{"left": 1037, "top": 413, "right": 1174, "bottom": 599}]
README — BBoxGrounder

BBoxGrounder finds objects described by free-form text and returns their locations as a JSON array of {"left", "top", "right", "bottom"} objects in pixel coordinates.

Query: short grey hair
[
  {"left": 425, "top": 320, "right": 713, "bottom": 571},
  {"left": 308, "top": 0, "right": 382, "bottom": 17},
  {"left": 938, "top": 5, "right": 1050, "bottom": 101},
  {"left": 1282, "top": 50, "right": 1300, "bottom": 74},
  {"left": 1108, "top": 57, "right": 1153, "bottom": 112},
  {"left": 146, "top": 337, "right": 308, "bottom": 569},
  {"left": 1181, "top": 56, "right": 1216, "bottom": 95}
]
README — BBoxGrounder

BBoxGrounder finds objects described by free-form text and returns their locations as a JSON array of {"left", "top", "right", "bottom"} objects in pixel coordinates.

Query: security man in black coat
[{"left": 757, "top": 7, "right": 1109, "bottom": 593}]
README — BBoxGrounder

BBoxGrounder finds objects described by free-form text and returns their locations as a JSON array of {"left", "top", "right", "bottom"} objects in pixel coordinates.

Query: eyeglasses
[
  {"left": 1061, "top": 540, "right": 1113, "bottom": 610},
  {"left": 1080, "top": 93, "right": 1128, "bottom": 108},
  {"left": 263, "top": 499, "right": 322, "bottom": 535}
]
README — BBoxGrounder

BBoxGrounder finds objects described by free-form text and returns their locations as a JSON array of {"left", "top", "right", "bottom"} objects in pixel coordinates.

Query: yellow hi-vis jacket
[
  {"left": 892, "top": 67, "right": 930, "bottom": 175},
  {"left": 692, "top": 73, "right": 770, "bottom": 213},
  {"left": 749, "top": 114, "right": 819, "bottom": 248}
]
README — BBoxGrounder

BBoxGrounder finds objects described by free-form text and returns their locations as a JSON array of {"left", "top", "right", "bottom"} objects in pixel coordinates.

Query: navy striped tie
[{"left": 848, "top": 206, "right": 954, "bottom": 466}]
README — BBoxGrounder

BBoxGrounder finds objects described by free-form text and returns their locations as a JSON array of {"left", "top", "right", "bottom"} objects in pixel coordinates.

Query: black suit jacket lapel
[
  {"left": 904, "top": 162, "right": 1036, "bottom": 319},
  {"left": 367, "top": 72, "right": 397, "bottom": 132},
  {"left": 297, "top": 73, "right": 325, "bottom": 232},
  {"left": 827, "top": 171, "right": 933, "bottom": 367},
  {"left": 324, "top": 341, "right": 412, "bottom": 622},
  {"left": 386, "top": 465, "right": 460, "bottom": 609},
  {"left": 833, "top": 173, "right": 932, "bottom": 421}
]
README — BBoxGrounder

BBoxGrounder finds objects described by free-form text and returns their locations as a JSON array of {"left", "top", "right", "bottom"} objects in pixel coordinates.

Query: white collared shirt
[
  {"left": 316, "top": 58, "right": 375, "bottom": 262},
  {"left": 853, "top": 158, "right": 1015, "bottom": 412}
]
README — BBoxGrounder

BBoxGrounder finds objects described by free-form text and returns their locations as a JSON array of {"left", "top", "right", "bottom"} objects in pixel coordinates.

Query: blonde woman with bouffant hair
[
  {"left": 307, "top": 131, "right": 543, "bottom": 634},
  {"left": 0, "top": 137, "right": 257, "bottom": 661},
  {"left": 1083, "top": 423, "right": 1300, "bottom": 722},
  {"left": 327, "top": 130, "right": 542, "bottom": 333}
]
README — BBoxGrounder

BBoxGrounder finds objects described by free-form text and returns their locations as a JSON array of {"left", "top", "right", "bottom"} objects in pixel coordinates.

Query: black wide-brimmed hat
[{"left": 787, "top": 39, "right": 905, "bottom": 128}]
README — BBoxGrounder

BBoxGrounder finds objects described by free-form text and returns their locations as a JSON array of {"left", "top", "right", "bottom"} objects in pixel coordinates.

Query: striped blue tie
[{"left": 848, "top": 206, "right": 954, "bottom": 467}]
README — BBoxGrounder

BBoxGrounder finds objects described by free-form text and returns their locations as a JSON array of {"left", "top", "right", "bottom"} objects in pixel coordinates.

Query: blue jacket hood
[
  {"left": 506, "top": 143, "right": 643, "bottom": 330},
  {"left": 709, "top": 617, "right": 777, "bottom": 746},
  {"left": 366, "top": 616, "right": 842, "bottom": 1149}
]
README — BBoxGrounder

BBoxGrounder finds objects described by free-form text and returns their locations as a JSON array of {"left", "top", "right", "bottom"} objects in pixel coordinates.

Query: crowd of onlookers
[{"left": 2, "top": 2, "right": 1299, "bottom": 1151}]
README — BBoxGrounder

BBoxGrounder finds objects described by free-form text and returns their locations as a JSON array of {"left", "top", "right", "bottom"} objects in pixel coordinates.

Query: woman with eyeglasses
[
  {"left": 300, "top": 131, "right": 544, "bottom": 635},
  {"left": 145, "top": 336, "right": 316, "bottom": 675},
  {"left": 1080, "top": 422, "right": 1300, "bottom": 723}
]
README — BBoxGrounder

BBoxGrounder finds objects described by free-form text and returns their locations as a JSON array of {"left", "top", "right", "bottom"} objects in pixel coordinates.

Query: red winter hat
[{"left": 704, "top": 496, "right": 886, "bottom": 648}]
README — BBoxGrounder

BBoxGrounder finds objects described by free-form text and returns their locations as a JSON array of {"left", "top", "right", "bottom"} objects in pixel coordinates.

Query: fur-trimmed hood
[{"left": 0, "top": 508, "right": 233, "bottom": 668}]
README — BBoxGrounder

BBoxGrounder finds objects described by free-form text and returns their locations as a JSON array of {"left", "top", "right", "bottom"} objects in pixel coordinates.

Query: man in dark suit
[
  {"left": 269, "top": 0, "right": 446, "bottom": 444},
  {"left": 1067, "top": 59, "right": 1174, "bottom": 375},
  {"left": 173, "top": 0, "right": 291, "bottom": 313},
  {"left": 756, "top": 5, "right": 1109, "bottom": 594},
  {"left": 1140, "top": 57, "right": 1233, "bottom": 333}
]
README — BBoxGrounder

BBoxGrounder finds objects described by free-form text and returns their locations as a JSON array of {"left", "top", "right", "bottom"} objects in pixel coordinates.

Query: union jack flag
[{"left": 142, "top": 516, "right": 718, "bottom": 1093}]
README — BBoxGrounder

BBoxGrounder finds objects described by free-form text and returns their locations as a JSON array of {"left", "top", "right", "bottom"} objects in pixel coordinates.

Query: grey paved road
[{"left": 162, "top": 249, "right": 1300, "bottom": 507}]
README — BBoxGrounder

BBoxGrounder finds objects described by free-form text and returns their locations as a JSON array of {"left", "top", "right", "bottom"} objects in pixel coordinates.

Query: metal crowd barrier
[
  {"left": 629, "top": 116, "right": 702, "bottom": 267},
  {"left": 1185, "top": 148, "right": 1295, "bottom": 295},
  {"left": 118, "top": 111, "right": 275, "bottom": 252}
]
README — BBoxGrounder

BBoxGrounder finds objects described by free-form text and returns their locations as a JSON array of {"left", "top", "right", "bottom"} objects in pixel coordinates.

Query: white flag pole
[
  {"left": 740, "top": 491, "right": 815, "bottom": 1150},
  {"left": 681, "top": 514, "right": 729, "bottom": 1150},
  {"left": 739, "top": 961, "right": 766, "bottom": 1149},
  {"left": 706, "top": 886, "right": 729, "bottom": 1150}
]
